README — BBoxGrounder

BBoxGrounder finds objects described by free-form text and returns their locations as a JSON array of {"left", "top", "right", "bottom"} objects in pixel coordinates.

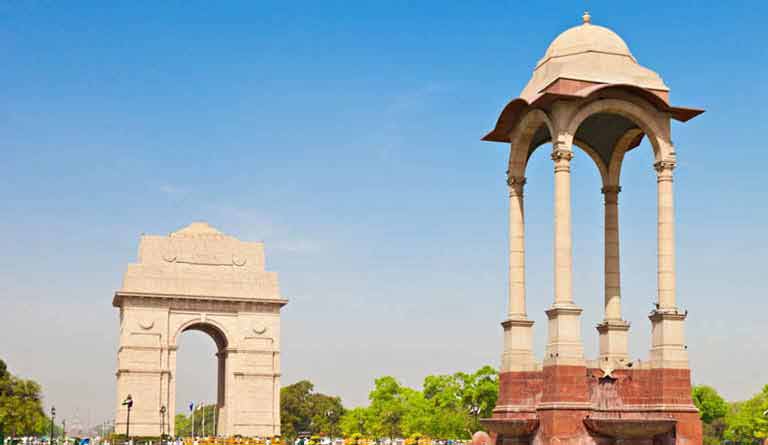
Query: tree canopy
[
  {"left": 0, "top": 358, "right": 51, "bottom": 437},
  {"left": 724, "top": 384, "right": 768, "bottom": 442},
  {"left": 280, "top": 380, "right": 345, "bottom": 440},
  {"left": 693, "top": 385, "right": 729, "bottom": 424},
  {"left": 339, "top": 366, "right": 498, "bottom": 440}
]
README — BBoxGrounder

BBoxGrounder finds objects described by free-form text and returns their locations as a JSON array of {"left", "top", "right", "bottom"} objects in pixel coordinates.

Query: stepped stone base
[{"left": 484, "top": 366, "right": 702, "bottom": 445}]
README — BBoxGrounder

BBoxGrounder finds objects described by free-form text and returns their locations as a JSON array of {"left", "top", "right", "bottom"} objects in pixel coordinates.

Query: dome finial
[{"left": 582, "top": 11, "right": 591, "bottom": 24}]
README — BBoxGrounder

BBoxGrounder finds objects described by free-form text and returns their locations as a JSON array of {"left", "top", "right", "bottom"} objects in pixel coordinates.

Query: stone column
[
  {"left": 167, "top": 347, "right": 178, "bottom": 436},
  {"left": 649, "top": 160, "right": 688, "bottom": 369},
  {"left": 501, "top": 174, "right": 535, "bottom": 373},
  {"left": 597, "top": 186, "right": 629, "bottom": 367},
  {"left": 216, "top": 351, "right": 227, "bottom": 436},
  {"left": 508, "top": 175, "right": 528, "bottom": 318},
  {"left": 603, "top": 185, "right": 622, "bottom": 319},
  {"left": 544, "top": 145, "right": 584, "bottom": 367},
  {"left": 656, "top": 161, "right": 676, "bottom": 309},
  {"left": 553, "top": 148, "right": 574, "bottom": 306}
]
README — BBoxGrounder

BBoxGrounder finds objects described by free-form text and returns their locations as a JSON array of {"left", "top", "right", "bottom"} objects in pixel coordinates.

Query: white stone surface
[
  {"left": 520, "top": 15, "right": 668, "bottom": 101},
  {"left": 114, "top": 222, "right": 286, "bottom": 438}
]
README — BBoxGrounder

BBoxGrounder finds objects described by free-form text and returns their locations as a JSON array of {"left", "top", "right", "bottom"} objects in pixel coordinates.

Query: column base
[
  {"left": 501, "top": 318, "right": 537, "bottom": 372},
  {"left": 597, "top": 319, "right": 630, "bottom": 373},
  {"left": 649, "top": 309, "right": 689, "bottom": 369},
  {"left": 544, "top": 304, "right": 585, "bottom": 366}
]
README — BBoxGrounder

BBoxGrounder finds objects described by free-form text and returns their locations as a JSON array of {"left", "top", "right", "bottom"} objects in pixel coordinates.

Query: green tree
[
  {"left": 175, "top": 413, "right": 191, "bottom": 437},
  {"left": 693, "top": 385, "right": 729, "bottom": 424},
  {"left": 455, "top": 366, "right": 498, "bottom": 434},
  {"left": 0, "top": 358, "right": 49, "bottom": 437},
  {"left": 422, "top": 374, "right": 467, "bottom": 438},
  {"left": 340, "top": 407, "right": 373, "bottom": 437},
  {"left": 725, "top": 385, "right": 768, "bottom": 442},
  {"left": 399, "top": 388, "right": 434, "bottom": 438},
  {"left": 342, "top": 366, "right": 499, "bottom": 441},
  {"left": 309, "top": 393, "right": 344, "bottom": 438},
  {"left": 692, "top": 385, "right": 729, "bottom": 445},
  {"left": 367, "top": 377, "right": 408, "bottom": 440},
  {"left": 281, "top": 380, "right": 345, "bottom": 441}
]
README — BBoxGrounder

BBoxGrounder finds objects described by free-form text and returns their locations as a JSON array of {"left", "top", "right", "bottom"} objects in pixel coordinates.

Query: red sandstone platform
[{"left": 483, "top": 366, "right": 702, "bottom": 445}]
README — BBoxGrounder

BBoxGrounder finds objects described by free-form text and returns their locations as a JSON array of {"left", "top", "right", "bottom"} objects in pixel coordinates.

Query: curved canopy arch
[
  {"left": 508, "top": 109, "right": 608, "bottom": 184},
  {"left": 507, "top": 108, "right": 554, "bottom": 178},
  {"left": 565, "top": 96, "right": 672, "bottom": 164}
]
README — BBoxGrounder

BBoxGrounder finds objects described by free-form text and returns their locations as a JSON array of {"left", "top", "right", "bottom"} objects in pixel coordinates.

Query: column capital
[
  {"left": 506, "top": 174, "right": 527, "bottom": 196},
  {"left": 551, "top": 148, "right": 574, "bottom": 162},
  {"left": 551, "top": 148, "right": 573, "bottom": 173},
  {"left": 654, "top": 160, "right": 676, "bottom": 181},
  {"left": 602, "top": 185, "right": 621, "bottom": 204}
]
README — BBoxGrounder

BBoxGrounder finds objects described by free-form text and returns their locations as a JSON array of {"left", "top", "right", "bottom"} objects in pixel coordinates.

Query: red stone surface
[
  {"left": 498, "top": 371, "right": 543, "bottom": 408},
  {"left": 541, "top": 365, "right": 589, "bottom": 403},
  {"left": 489, "top": 366, "right": 702, "bottom": 445},
  {"left": 537, "top": 409, "right": 591, "bottom": 445}
]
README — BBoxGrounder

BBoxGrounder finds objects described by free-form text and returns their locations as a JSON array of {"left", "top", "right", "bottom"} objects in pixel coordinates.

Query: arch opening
[
  {"left": 574, "top": 113, "right": 642, "bottom": 174},
  {"left": 175, "top": 322, "right": 229, "bottom": 437},
  {"left": 521, "top": 123, "right": 609, "bottom": 183}
]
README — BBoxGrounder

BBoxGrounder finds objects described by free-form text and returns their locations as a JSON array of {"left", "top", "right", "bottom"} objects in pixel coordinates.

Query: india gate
[
  {"left": 113, "top": 222, "right": 286, "bottom": 437},
  {"left": 480, "top": 13, "right": 703, "bottom": 445}
]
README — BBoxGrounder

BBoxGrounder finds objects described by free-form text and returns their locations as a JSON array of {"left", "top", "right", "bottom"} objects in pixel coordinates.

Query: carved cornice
[
  {"left": 114, "top": 291, "right": 288, "bottom": 314},
  {"left": 649, "top": 308, "right": 687, "bottom": 322},
  {"left": 502, "top": 318, "right": 535, "bottom": 329},
  {"left": 596, "top": 320, "right": 631, "bottom": 333},
  {"left": 545, "top": 305, "right": 583, "bottom": 319}
]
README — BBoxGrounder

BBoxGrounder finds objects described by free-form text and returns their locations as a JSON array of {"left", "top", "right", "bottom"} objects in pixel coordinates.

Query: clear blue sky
[{"left": 1, "top": 0, "right": 767, "bottom": 427}]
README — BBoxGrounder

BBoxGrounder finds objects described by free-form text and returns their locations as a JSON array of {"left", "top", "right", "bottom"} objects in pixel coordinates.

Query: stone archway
[
  {"left": 114, "top": 222, "right": 287, "bottom": 438},
  {"left": 172, "top": 320, "right": 230, "bottom": 436}
]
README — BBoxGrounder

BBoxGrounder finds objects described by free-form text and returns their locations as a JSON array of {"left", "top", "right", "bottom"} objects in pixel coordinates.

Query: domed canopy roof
[
  {"left": 482, "top": 13, "right": 704, "bottom": 143},
  {"left": 519, "top": 13, "right": 669, "bottom": 101},
  {"left": 541, "top": 17, "right": 634, "bottom": 64}
]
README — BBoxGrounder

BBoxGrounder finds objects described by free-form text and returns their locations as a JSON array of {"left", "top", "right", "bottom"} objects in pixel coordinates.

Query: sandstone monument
[
  {"left": 480, "top": 13, "right": 704, "bottom": 445},
  {"left": 113, "top": 222, "right": 287, "bottom": 437}
]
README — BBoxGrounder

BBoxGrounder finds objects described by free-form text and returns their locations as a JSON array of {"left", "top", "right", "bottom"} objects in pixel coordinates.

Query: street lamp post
[
  {"left": 50, "top": 407, "right": 56, "bottom": 445},
  {"left": 121, "top": 395, "right": 133, "bottom": 445},
  {"left": 159, "top": 406, "right": 166, "bottom": 445}
]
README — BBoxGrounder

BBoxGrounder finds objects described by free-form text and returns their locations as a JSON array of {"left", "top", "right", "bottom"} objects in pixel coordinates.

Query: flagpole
[
  {"left": 191, "top": 403, "right": 195, "bottom": 438},
  {"left": 202, "top": 404, "right": 206, "bottom": 438}
]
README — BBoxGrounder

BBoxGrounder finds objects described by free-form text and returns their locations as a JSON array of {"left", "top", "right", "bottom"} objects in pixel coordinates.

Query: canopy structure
[{"left": 481, "top": 13, "right": 704, "bottom": 445}]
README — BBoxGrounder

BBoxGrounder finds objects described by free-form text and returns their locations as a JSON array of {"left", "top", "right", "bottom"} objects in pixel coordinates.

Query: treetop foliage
[
  {"left": 693, "top": 385, "right": 729, "bottom": 424},
  {"left": 280, "top": 380, "right": 345, "bottom": 440},
  {"left": 724, "top": 384, "right": 768, "bottom": 442},
  {"left": 281, "top": 367, "right": 498, "bottom": 441},
  {"left": 339, "top": 366, "right": 498, "bottom": 440},
  {"left": 0, "top": 358, "right": 52, "bottom": 437}
]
